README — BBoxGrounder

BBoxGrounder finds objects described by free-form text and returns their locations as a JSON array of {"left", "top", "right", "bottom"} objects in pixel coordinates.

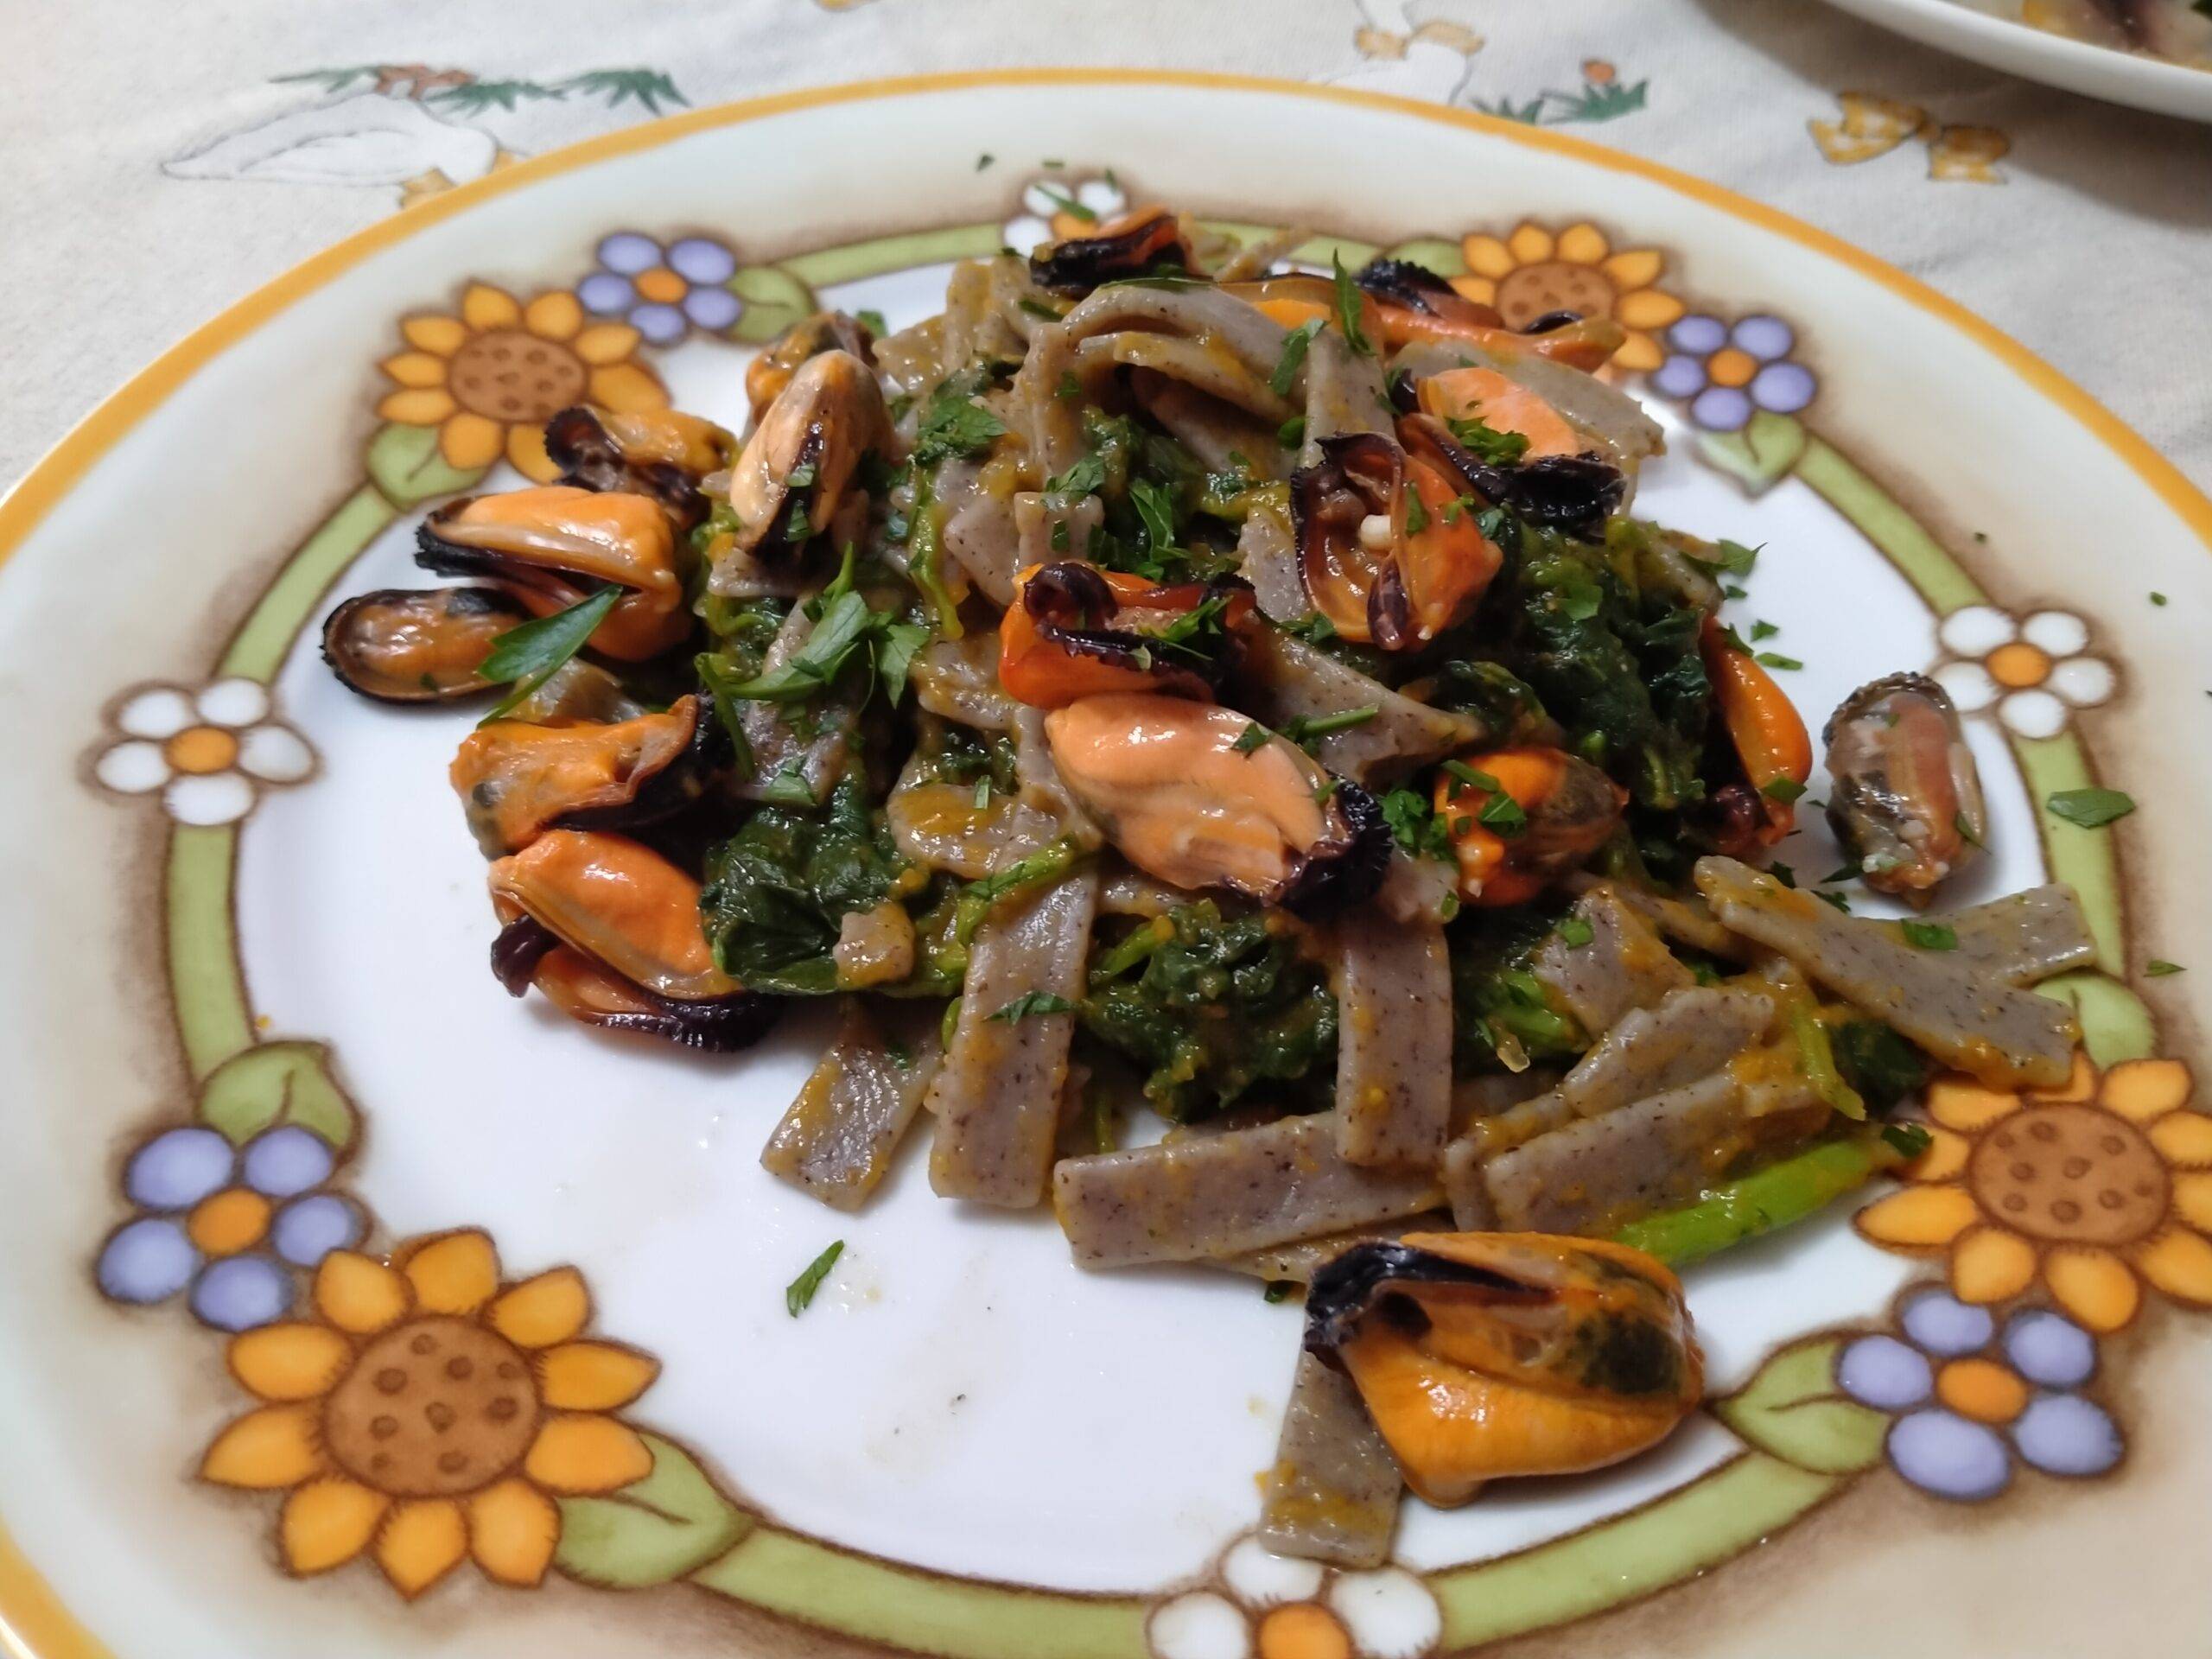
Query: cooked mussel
[
  {"left": 1306, "top": 1232, "right": 1702, "bottom": 1506},
  {"left": 1694, "top": 619, "right": 1813, "bottom": 856},
  {"left": 1823, "top": 672, "right": 1987, "bottom": 905},
  {"left": 450, "top": 694, "right": 715, "bottom": 857},
  {"left": 1293, "top": 429, "right": 1500, "bottom": 649},
  {"left": 543, "top": 405, "right": 734, "bottom": 532},
  {"left": 416, "top": 486, "right": 688, "bottom": 661},
  {"left": 1433, "top": 747, "right": 1627, "bottom": 906},
  {"left": 999, "top": 561, "right": 1258, "bottom": 707},
  {"left": 722, "top": 348, "right": 886, "bottom": 563},
  {"left": 499, "top": 657, "right": 647, "bottom": 726},
  {"left": 487, "top": 829, "right": 774, "bottom": 1051},
  {"left": 321, "top": 586, "right": 530, "bottom": 703},
  {"left": 743, "top": 311, "right": 879, "bottom": 421},
  {"left": 1043, "top": 692, "right": 1389, "bottom": 915},
  {"left": 1027, "top": 207, "right": 1193, "bottom": 296},
  {"left": 1352, "top": 257, "right": 1625, "bottom": 372}
]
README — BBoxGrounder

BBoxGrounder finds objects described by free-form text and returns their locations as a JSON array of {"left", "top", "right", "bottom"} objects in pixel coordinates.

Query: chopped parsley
[
  {"left": 2046, "top": 786, "right": 2135, "bottom": 829},
  {"left": 1558, "top": 916, "right": 1596, "bottom": 948},
  {"left": 1233, "top": 721, "right": 1273, "bottom": 754},
  {"left": 2152, "top": 591, "right": 2168, "bottom": 606},
  {"left": 990, "top": 991, "right": 1077, "bottom": 1023},
  {"left": 1881, "top": 1123, "right": 1934, "bottom": 1159},
  {"left": 1277, "top": 416, "right": 1306, "bottom": 448},
  {"left": 1276, "top": 705, "right": 1379, "bottom": 748},
  {"left": 912, "top": 372, "right": 1008, "bottom": 466},
  {"left": 1047, "top": 453, "right": 1107, "bottom": 498},
  {"left": 1271, "top": 319, "right": 1324, "bottom": 397},
  {"left": 1262, "top": 1281, "right": 1294, "bottom": 1304},
  {"left": 1755, "top": 652, "right": 1803, "bottom": 671},
  {"left": 785, "top": 1241, "right": 844, "bottom": 1316},
  {"left": 1403, "top": 491, "right": 1429, "bottom": 535},
  {"left": 1750, "top": 620, "right": 1780, "bottom": 641},
  {"left": 1478, "top": 794, "right": 1528, "bottom": 836},
  {"left": 2147, "top": 959, "right": 2186, "bottom": 976},
  {"left": 1770, "top": 860, "right": 1797, "bottom": 888},
  {"left": 1899, "top": 920, "right": 1958, "bottom": 950},
  {"left": 1816, "top": 889, "right": 1853, "bottom": 913},
  {"left": 1380, "top": 788, "right": 1450, "bottom": 859},
  {"left": 475, "top": 587, "right": 622, "bottom": 724},
  {"left": 1760, "top": 776, "right": 1807, "bottom": 804},
  {"left": 855, "top": 308, "right": 887, "bottom": 336},
  {"left": 1330, "top": 253, "right": 1372, "bottom": 355},
  {"left": 1446, "top": 414, "right": 1530, "bottom": 467}
]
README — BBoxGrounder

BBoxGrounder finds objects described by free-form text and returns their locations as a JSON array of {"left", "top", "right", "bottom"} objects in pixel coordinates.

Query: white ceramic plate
[
  {"left": 3, "top": 70, "right": 2210, "bottom": 1659},
  {"left": 1819, "top": 0, "right": 2212, "bottom": 122}
]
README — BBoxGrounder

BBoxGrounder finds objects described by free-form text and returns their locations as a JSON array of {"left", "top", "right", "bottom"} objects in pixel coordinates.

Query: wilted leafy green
[
  {"left": 700, "top": 778, "right": 906, "bottom": 994},
  {"left": 1079, "top": 900, "right": 1338, "bottom": 1120}
]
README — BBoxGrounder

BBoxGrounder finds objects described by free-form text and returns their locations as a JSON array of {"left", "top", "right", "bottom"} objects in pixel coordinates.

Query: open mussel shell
[
  {"left": 543, "top": 405, "right": 721, "bottom": 533},
  {"left": 723, "top": 348, "right": 886, "bottom": 563},
  {"left": 1822, "top": 671, "right": 1987, "bottom": 905},
  {"left": 1042, "top": 692, "right": 1389, "bottom": 917},
  {"left": 1306, "top": 1233, "right": 1702, "bottom": 1506},
  {"left": 743, "top": 310, "right": 879, "bottom": 421},
  {"left": 490, "top": 915, "right": 777, "bottom": 1052},
  {"left": 1027, "top": 208, "right": 1193, "bottom": 296},
  {"left": 321, "top": 586, "right": 530, "bottom": 703},
  {"left": 416, "top": 486, "right": 688, "bottom": 662},
  {"left": 486, "top": 829, "right": 777, "bottom": 1052}
]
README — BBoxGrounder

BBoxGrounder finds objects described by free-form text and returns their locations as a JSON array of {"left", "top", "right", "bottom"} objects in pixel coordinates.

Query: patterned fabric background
[{"left": 0, "top": 0, "right": 2206, "bottom": 490}]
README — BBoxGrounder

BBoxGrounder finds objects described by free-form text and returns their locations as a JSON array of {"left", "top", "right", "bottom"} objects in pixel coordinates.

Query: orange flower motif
[
  {"left": 1451, "top": 221, "right": 1684, "bottom": 372},
  {"left": 1856, "top": 1056, "right": 2212, "bottom": 1332},
  {"left": 199, "top": 1229, "right": 660, "bottom": 1597},
  {"left": 378, "top": 284, "right": 667, "bottom": 483}
]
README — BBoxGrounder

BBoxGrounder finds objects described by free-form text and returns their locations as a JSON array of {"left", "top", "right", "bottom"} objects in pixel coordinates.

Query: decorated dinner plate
[
  {"left": 5, "top": 68, "right": 2212, "bottom": 1659},
  {"left": 1815, "top": 0, "right": 2212, "bottom": 122}
]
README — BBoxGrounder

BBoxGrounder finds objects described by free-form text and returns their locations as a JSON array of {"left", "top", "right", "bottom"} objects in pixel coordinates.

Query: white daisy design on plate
[
  {"left": 1002, "top": 174, "right": 1128, "bottom": 256},
  {"left": 1149, "top": 1533, "right": 1442, "bottom": 1659},
  {"left": 1930, "top": 606, "right": 2116, "bottom": 739},
  {"left": 92, "top": 679, "right": 315, "bottom": 825}
]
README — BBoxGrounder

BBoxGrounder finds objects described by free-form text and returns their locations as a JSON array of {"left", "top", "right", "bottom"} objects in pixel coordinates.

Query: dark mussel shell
[
  {"left": 1406, "top": 416, "right": 1624, "bottom": 541},
  {"left": 1276, "top": 776, "right": 1393, "bottom": 918},
  {"left": 1304, "top": 1241, "right": 1539, "bottom": 1366},
  {"left": 1354, "top": 257, "right": 1478, "bottom": 319},
  {"left": 1020, "top": 562, "right": 1253, "bottom": 700},
  {"left": 1028, "top": 209, "right": 1193, "bottom": 296},
  {"left": 489, "top": 915, "right": 780, "bottom": 1053},
  {"left": 321, "top": 586, "right": 529, "bottom": 703},
  {"left": 543, "top": 406, "right": 709, "bottom": 534}
]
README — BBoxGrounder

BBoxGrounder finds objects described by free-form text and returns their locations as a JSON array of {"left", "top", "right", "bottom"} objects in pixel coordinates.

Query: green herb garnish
[
  {"left": 990, "top": 991, "right": 1076, "bottom": 1023},
  {"left": 476, "top": 588, "right": 622, "bottom": 723},
  {"left": 785, "top": 1241, "right": 844, "bottom": 1316},
  {"left": 856, "top": 308, "right": 887, "bottom": 336},
  {"left": 1330, "top": 253, "right": 1372, "bottom": 355},
  {"left": 1402, "top": 491, "right": 1429, "bottom": 535},
  {"left": 2146, "top": 959, "right": 2186, "bottom": 976},
  {"left": 1281, "top": 704, "right": 1379, "bottom": 746},
  {"left": 1442, "top": 760, "right": 1502, "bottom": 792},
  {"left": 1760, "top": 776, "right": 1807, "bottom": 804},
  {"left": 1750, "top": 620, "right": 1779, "bottom": 641},
  {"left": 1271, "top": 319, "right": 1324, "bottom": 397},
  {"left": 1262, "top": 1281, "right": 1294, "bottom": 1304},
  {"left": 1558, "top": 916, "right": 1595, "bottom": 948},
  {"left": 1445, "top": 414, "right": 1530, "bottom": 467},
  {"left": 1478, "top": 794, "right": 1527, "bottom": 836},
  {"left": 1755, "top": 652, "right": 1802, "bottom": 671},
  {"left": 2046, "top": 786, "right": 2135, "bottom": 829},
  {"left": 913, "top": 373, "right": 1008, "bottom": 465},
  {"left": 1881, "top": 1123, "right": 1933, "bottom": 1159},
  {"left": 1277, "top": 416, "right": 1306, "bottom": 449},
  {"left": 1233, "top": 721, "right": 1273, "bottom": 754},
  {"left": 1899, "top": 920, "right": 1958, "bottom": 950}
]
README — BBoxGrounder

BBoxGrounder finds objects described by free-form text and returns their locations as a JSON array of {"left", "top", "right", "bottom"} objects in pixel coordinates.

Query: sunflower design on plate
[
  {"left": 1450, "top": 221, "right": 1684, "bottom": 372},
  {"left": 378, "top": 284, "right": 668, "bottom": 484},
  {"left": 199, "top": 1228, "right": 660, "bottom": 1596},
  {"left": 1856, "top": 1057, "right": 2212, "bottom": 1332}
]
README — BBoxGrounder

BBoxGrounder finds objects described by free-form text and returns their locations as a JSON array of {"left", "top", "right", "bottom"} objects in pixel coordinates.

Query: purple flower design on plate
[
  {"left": 96, "top": 1124, "right": 365, "bottom": 1332},
  {"left": 578, "top": 232, "right": 744, "bottom": 346},
  {"left": 1649, "top": 313, "right": 1817, "bottom": 432},
  {"left": 1835, "top": 1289, "right": 2120, "bottom": 1502}
]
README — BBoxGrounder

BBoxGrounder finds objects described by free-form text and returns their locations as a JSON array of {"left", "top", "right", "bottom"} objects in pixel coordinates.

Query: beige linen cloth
[{"left": 0, "top": 0, "right": 2206, "bottom": 491}]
